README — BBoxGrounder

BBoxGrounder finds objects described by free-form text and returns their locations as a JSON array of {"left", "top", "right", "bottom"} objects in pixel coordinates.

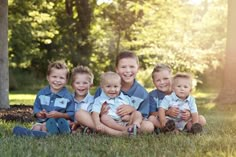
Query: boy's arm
[
  {"left": 91, "top": 112, "right": 104, "bottom": 132},
  {"left": 188, "top": 96, "right": 198, "bottom": 123},
  {"left": 158, "top": 108, "right": 166, "bottom": 128},
  {"left": 191, "top": 112, "right": 199, "bottom": 124}
]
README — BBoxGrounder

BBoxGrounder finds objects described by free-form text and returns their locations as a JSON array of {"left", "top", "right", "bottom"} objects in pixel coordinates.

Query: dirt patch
[{"left": 0, "top": 105, "right": 35, "bottom": 122}]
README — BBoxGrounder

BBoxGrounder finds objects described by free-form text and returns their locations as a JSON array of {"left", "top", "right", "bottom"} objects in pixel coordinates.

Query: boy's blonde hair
[
  {"left": 115, "top": 51, "right": 139, "bottom": 67},
  {"left": 71, "top": 65, "right": 94, "bottom": 84},
  {"left": 100, "top": 71, "right": 121, "bottom": 86},
  {"left": 47, "top": 60, "right": 69, "bottom": 79},
  {"left": 172, "top": 72, "right": 192, "bottom": 87},
  {"left": 151, "top": 64, "right": 172, "bottom": 79}
]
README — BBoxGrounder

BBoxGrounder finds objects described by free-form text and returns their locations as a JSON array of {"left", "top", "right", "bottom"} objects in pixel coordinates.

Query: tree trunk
[
  {"left": 0, "top": 0, "right": 9, "bottom": 108},
  {"left": 215, "top": 0, "right": 236, "bottom": 105}
]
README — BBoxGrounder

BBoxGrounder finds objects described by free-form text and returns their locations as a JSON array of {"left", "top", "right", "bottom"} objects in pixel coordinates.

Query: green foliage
[{"left": 8, "top": 0, "right": 227, "bottom": 87}]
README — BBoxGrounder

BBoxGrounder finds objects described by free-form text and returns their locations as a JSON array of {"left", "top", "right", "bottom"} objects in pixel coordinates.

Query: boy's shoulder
[
  {"left": 37, "top": 86, "right": 50, "bottom": 95},
  {"left": 149, "top": 89, "right": 166, "bottom": 99},
  {"left": 59, "top": 87, "right": 73, "bottom": 99},
  {"left": 132, "top": 80, "right": 148, "bottom": 94}
]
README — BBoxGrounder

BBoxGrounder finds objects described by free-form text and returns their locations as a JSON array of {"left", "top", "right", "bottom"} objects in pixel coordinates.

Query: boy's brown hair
[
  {"left": 151, "top": 64, "right": 172, "bottom": 79},
  {"left": 47, "top": 60, "right": 69, "bottom": 79},
  {"left": 71, "top": 65, "right": 94, "bottom": 84},
  {"left": 115, "top": 51, "right": 139, "bottom": 67}
]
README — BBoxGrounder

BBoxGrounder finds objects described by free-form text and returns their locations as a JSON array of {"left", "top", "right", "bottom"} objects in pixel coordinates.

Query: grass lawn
[{"left": 1, "top": 91, "right": 236, "bottom": 157}]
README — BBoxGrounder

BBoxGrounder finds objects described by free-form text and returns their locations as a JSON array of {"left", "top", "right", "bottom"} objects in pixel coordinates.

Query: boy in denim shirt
[{"left": 13, "top": 61, "right": 74, "bottom": 137}]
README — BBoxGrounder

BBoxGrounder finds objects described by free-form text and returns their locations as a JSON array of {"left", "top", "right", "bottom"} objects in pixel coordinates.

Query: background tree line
[{"left": 7, "top": 0, "right": 226, "bottom": 89}]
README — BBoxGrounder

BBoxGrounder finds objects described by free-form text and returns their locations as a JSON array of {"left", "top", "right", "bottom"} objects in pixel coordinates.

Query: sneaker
[
  {"left": 13, "top": 126, "right": 47, "bottom": 138},
  {"left": 57, "top": 118, "right": 71, "bottom": 134},
  {"left": 161, "top": 120, "right": 176, "bottom": 133},
  {"left": 127, "top": 124, "right": 137, "bottom": 136},
  {"left": 83, "top": 127, "right": 95, "bottom": 135},
  {"left": 46, "top": 118, "right": 59, "bottom": 135},
  {"left": 190, "top": 123, "right": 202, "bottom": 134},
  {"left": 154, "top": 128, "right": 161, "bottom": 134}
]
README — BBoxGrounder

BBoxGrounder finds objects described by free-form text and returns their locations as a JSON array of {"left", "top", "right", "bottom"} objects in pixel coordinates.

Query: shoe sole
[{"left": 57, "top": 118, "right": 71, "bottom": 134}]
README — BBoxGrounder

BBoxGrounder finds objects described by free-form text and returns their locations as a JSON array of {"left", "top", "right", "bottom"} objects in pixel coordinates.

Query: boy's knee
[
  {"left": 100, "top": 114, "right": 109, "bottom": 123},
  {"left": 199, "top": 115, "right": 206, "bottom": 126},
  {"left": 140, "top": 120, "right": 154, "bottom": 133},
  {"left": 148, "top": 115, "right": 156, "bottom": 122}
]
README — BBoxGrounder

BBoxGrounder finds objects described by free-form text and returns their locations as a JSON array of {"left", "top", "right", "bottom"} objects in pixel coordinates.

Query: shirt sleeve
[
  {"left": 189, "top": 96, "right": 198, "bottom": 113},
  {"left": 65, "top": 97, "right": 75, "bottom": 121},
  {"left": 137, "top": 97, "right": 150, "bottom": 118},
  {"left": 159, "top": 96, "right": 170, "bottom": 110},
  {"left": 33, "top": 93, "right": 42, "bottom": 115},
  {"left": 92, "top": 97, "right": 102, "bottom": 113},
  {"left": 149, "top": 94, "right": 157, "bottom": 113}
]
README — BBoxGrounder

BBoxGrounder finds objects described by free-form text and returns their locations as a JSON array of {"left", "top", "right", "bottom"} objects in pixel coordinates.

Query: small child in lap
[
  {"left": 71, "top": 65, "right": 94, "bottom": 133},
  {"left": 94, "top": 51, "right": 154, "bottom": 133},
  {"left": 93, "top": 71, "right": 142, "bottom": 133},
  {"left": 148, "top": 64, "right": 206, "bottom": 133},
  {"left": 31, "top": 61, "right": 74, "bottom": 135},
  {"left": 159, "top": 73, "right": 204, "bottom": 133}
]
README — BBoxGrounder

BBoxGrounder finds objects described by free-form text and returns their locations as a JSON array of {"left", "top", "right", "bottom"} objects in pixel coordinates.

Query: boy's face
[
  {"left": 72, "top": 74, "right": 92, "bottom": 99},
  {"left": 47, "top": 68, "right": 67, "bottom": 93},
  {"left": 173, "top": 78, "right": 192, "bottom": 100},
  {"left": 115, "top": 58, "right": 139, "bottom": 85},
  {"left": 102, "top": 79, "right": 121, "bottom": 98},
  {"left": 152, "top": 70, "right": 172, "bottom": 94}
]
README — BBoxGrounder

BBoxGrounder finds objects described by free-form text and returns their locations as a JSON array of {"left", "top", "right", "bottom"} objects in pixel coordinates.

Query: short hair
[
  {"left": 47, "top": 60, "right": 69, "bottom": 79},
  {"left": 172, "top": 72, "right": 192, "bottom": 87},
  {"left": 100, "top": 71, "right": 121, "bottom": 86},
  {"left": 152, "top": 63, "right": 172, "bottom": 79},
  {"left": 115, "top": 51, "right": 139, "bottom": 67},
  {"left": 71, "top": 65, "right": 94, "bottom": 84}
]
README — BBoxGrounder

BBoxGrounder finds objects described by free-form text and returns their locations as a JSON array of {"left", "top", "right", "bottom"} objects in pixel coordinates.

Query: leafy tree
[{"left": 0, "top": 0, "right": 9, "bottom": 108}]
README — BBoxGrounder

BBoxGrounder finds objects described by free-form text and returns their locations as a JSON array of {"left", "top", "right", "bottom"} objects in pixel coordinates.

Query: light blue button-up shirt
[
  {"left": 73, "top": 92, "right": 94, "bottom": 112},
  {"left": 160, "top": 92, "right": 198, "bottom": 120},
  {"left": 92, "top": 90, "right": 135, "bottom": 120}
]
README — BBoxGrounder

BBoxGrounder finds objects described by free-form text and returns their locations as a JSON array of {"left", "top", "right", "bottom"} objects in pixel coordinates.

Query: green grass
[{"left": 1, "top": 91, "right": 236, "bottom": 157}]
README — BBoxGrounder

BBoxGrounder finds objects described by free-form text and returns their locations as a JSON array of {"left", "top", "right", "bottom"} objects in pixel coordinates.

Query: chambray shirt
[
  {"left": 73, "top": 92, "right": 94, "bottom": 112},
  {"left": 92, "top": 90, "right": 135, "bottom": 120},
  {"left": 94, "top": 80, "right": 149, "bottom": 118},
  {"left": 33, "top": 86, "right": 75, "bottom": 122},
  {"left": 148, "top": 89, "right": 166, "bottom": 113},
  {"left": 160, "top": 92, "right": 198, "bottom": 120}
]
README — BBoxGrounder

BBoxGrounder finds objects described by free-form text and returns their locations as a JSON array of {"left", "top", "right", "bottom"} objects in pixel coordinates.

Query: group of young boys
[{"left": 13, "top": 51, "right": 206, "bottom": 137}]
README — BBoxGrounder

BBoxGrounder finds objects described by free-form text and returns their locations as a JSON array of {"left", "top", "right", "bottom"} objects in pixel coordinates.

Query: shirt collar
[
  {"left": 171, "top": 92, "right": 191, "bottom": 102},
  {"left": 45, "top": 86, "right": 67, "bottom": 97},
  {"left": 121, "top": 79, "right": 138, "bottom": 96},
  {"left": 73, "top": 92, "right": 92, "bottom": 103},
  {"left": 100, "top": 90, "right": 124, "bottom": 100}
]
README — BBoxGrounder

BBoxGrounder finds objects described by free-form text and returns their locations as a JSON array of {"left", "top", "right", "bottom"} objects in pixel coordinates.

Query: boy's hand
[
  {"left": 116, "top": 105, "right": 135, "bottom": 116},
  {"left": 95, "top": 123, "right": 105, "bottom": 132},
  {"left": 160, "top": 119, "right": 166, "bottom": 128},
  {"left": 166, "top": 107, "right": 180, "bottom": 117},
  {"left": 45, "top": 111, "right": 61, "bottom": 118},
  {"left": 181, "top": 110, "right": 191, "bottom": 121},
  {"left": 100, "top": 101, "right": 109, "bottom": 117},
  {"left": 36, "top": 109, "right": 47, "bottom": 118}
]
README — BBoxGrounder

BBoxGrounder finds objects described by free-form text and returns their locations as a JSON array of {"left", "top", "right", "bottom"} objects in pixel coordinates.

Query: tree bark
[
  {"left": 0, "top": 0, "right": 9, "bottom": 108},
  {"left": 215, "top": 0, "right": 236, "bottom": 105}
]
